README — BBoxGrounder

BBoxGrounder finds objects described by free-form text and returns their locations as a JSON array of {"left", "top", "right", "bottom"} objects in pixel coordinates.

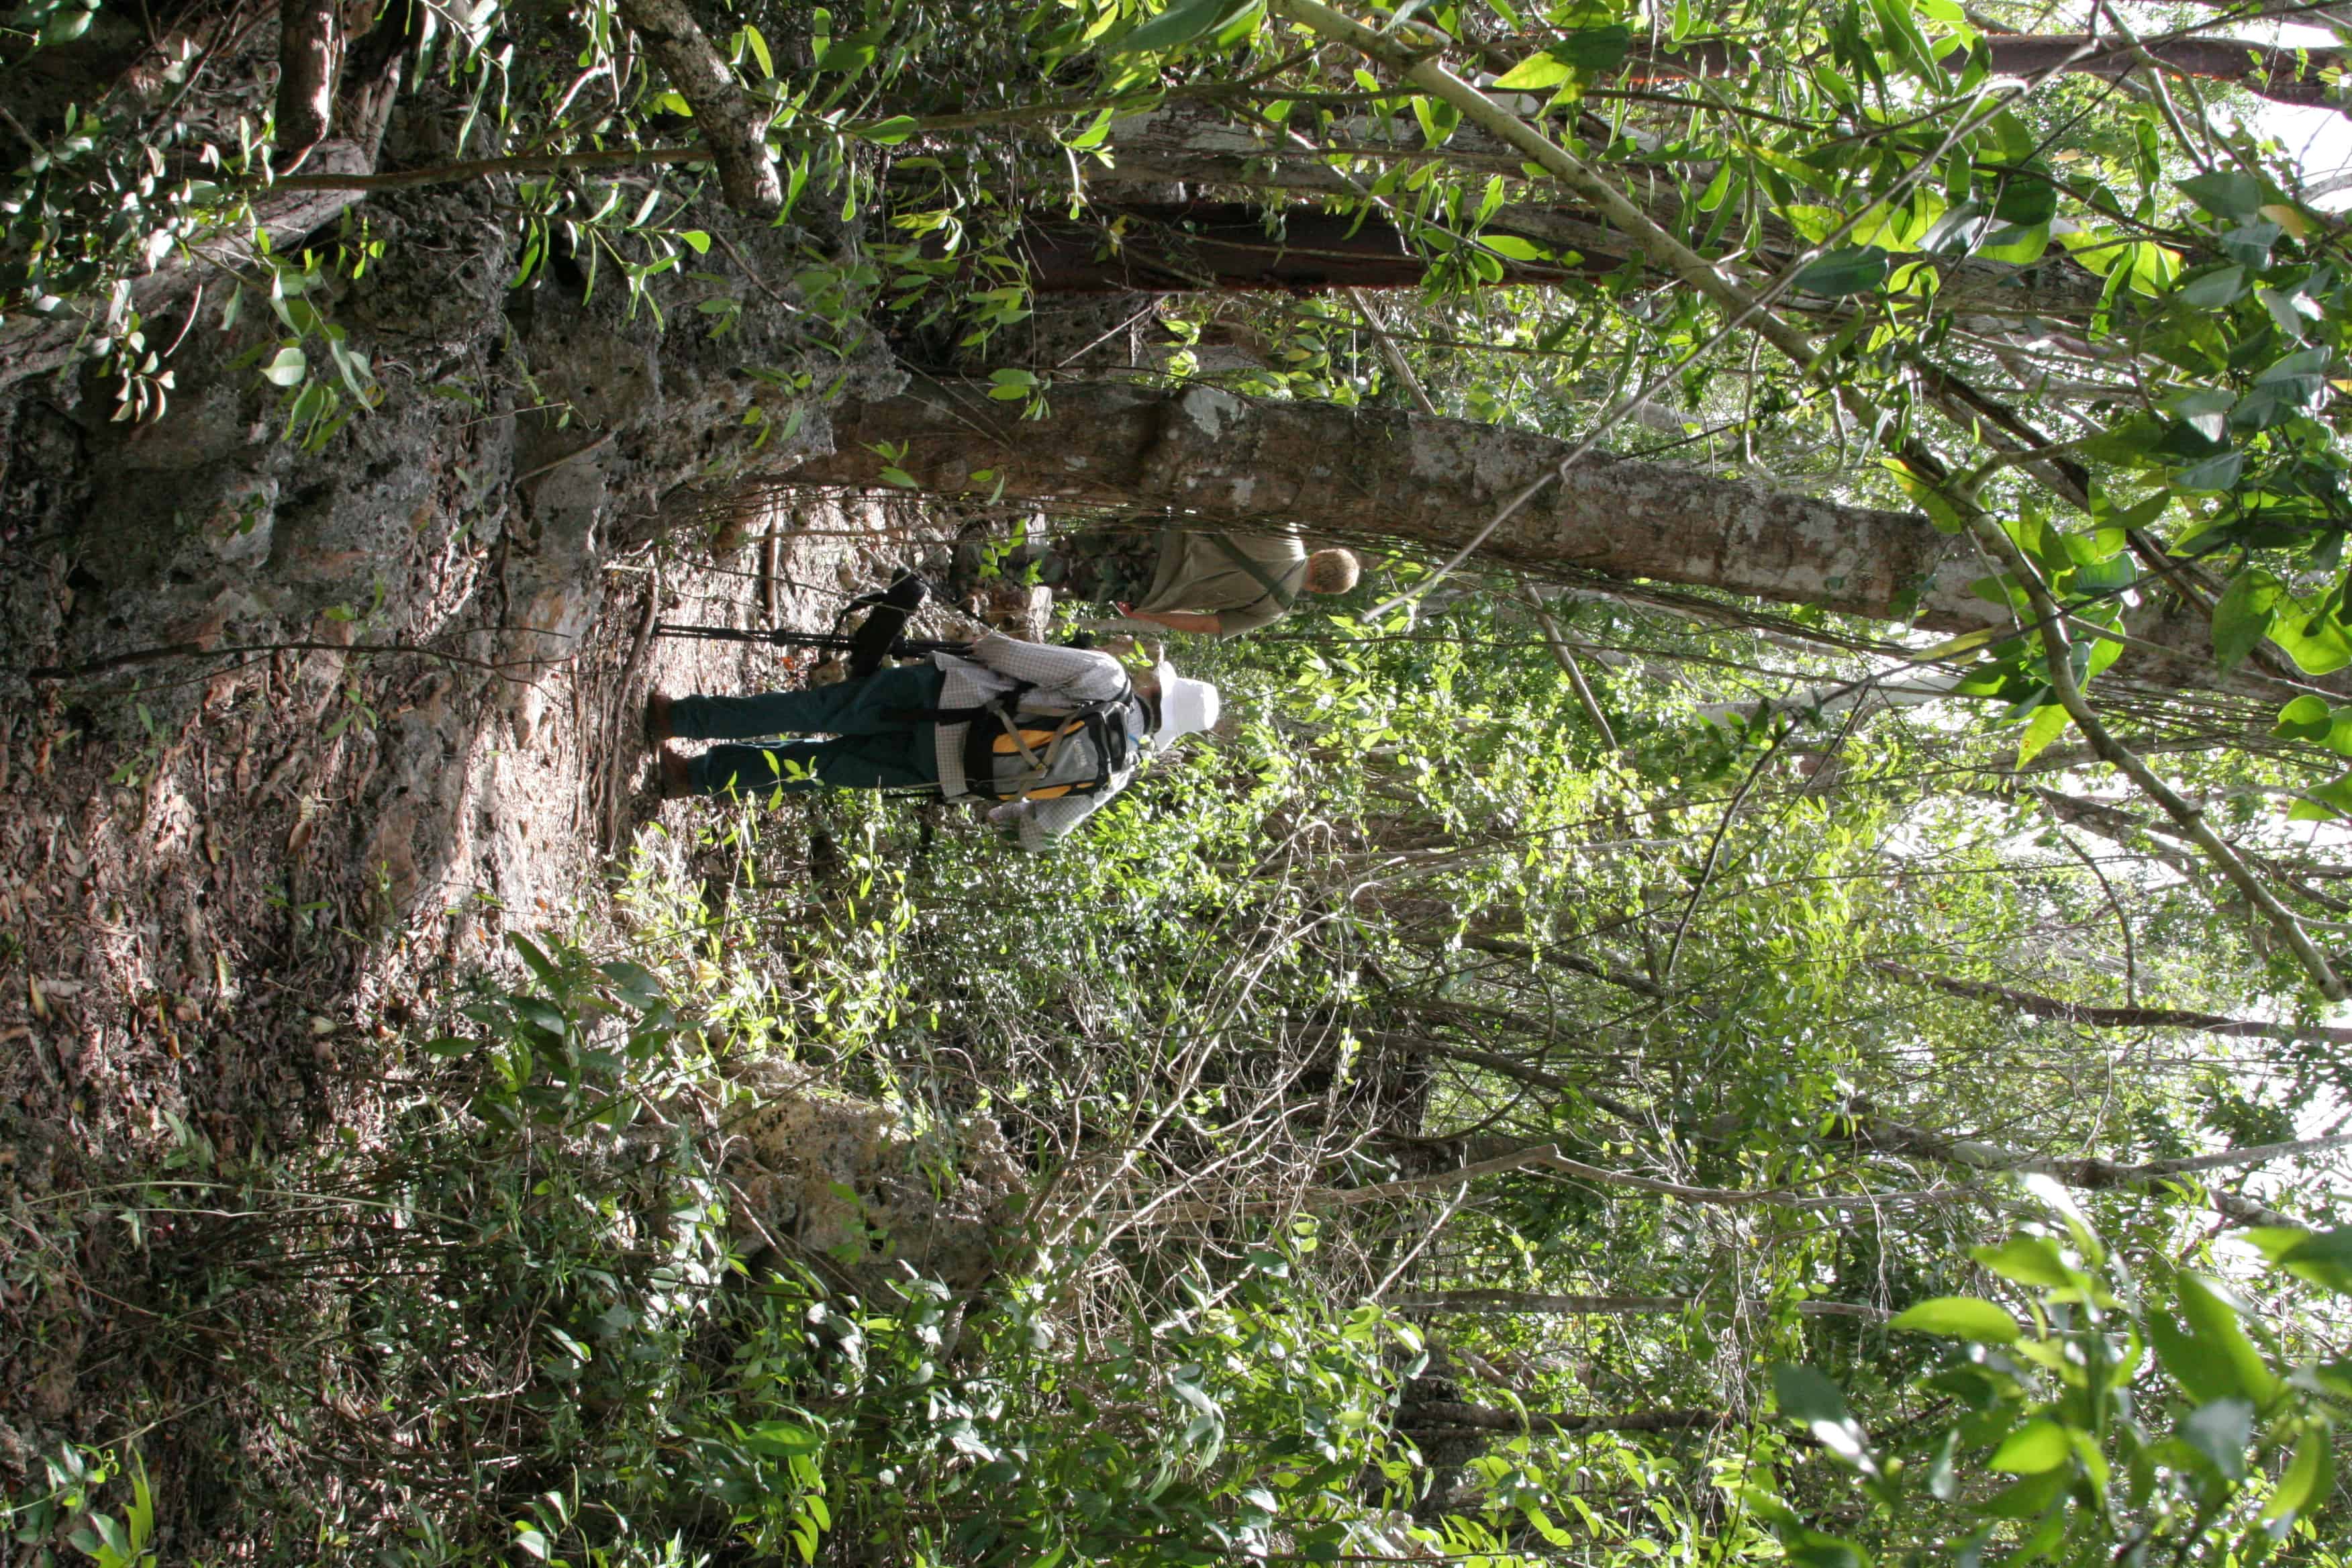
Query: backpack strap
[{"left": 1202, "top": 532, "right": 1300, "bottom": 614}]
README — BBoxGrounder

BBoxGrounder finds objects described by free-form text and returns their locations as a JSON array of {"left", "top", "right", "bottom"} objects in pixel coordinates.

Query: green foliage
[{"left": 1769, "top": 1187, "right": 2351, "bottom": 1567}]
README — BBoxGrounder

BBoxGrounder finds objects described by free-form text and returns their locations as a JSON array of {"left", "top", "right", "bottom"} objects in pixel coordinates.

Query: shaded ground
[{"left": 0, "top": 474, "right": 958, "bottom": 1477}]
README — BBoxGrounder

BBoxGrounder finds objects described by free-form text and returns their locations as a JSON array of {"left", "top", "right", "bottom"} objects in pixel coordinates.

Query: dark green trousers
[{"left": 672, "top": 665, "right": 944, "bottom": 797}]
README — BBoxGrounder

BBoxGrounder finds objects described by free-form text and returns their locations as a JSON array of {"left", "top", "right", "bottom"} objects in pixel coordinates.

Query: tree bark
[
  {"left": 1618, "top": 32, "right": 2351, "bottom": 114},
  {"left": 783, "top": 381, "right": 1999, "bottom": 631},
  {"left": 1017, "top": 201, "right": 1600, "bottom": 292},
  {"left": 277, "top": 0, "right": 343, "bottom": 153},
  {"left": 775, "top": 382, "right": 2310, "bottom": 697},
  {"left": 1093, "top": 102, "right": 2110, "bottom": 320},
  {"left": 613, "top": 0, "right": 781, "bottom": 215}
]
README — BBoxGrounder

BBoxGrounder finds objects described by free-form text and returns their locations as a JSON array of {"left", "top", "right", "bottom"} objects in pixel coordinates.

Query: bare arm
[{"left": 1114, "top": 604, "right": 1225, "bottom": 635}]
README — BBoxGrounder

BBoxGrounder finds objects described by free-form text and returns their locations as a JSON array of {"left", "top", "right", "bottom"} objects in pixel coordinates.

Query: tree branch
[
  {"left": 276, "top": 0, "right": 342, "bottom": 152},
  {"left": 1961, "top": 518, "right": 2348, "bottom": 1000},
  {"left": 611, "top": 0, "right": 779, "bottom": 215},
  {"left": 1395, "top": 1288, "right": 1890, "bottom": 1322},
  {"left": 1400, "top": 1401, "right": 1722, "bottom": 1435},
  {"left": 1871, "top": 960, "right": 2352, "bottom": 1044}
]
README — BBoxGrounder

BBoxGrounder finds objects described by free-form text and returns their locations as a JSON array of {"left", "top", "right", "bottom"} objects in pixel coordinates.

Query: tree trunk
[
  {"left": 777, "top": 382, "right": 2271, "bottom": 689},
  {"left": 614, "top": 0, "right": 781, "bottom": 215},
  {"left": 276, "top": 0, "right": 344, "bottom": 152},
  {"left": 1617, "top": 32, "right": 2351, "bottom": 114},
  {"left": 1093, "top": 103, "right": 2109, "bottom": 320},
  {"left": 783, "top": 381, "right": 1996, "bottom": 628},
  {"left": 1016, "top": 201, "right": 1601, "bottom": 291}
]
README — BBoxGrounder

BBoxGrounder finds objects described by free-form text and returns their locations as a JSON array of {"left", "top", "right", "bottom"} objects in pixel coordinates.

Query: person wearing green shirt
[{"left": 981, "top": 522, "right": 1360, "bottom": 638}]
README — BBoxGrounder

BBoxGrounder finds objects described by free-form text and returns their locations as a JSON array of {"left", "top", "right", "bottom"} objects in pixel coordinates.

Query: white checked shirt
[{"left": 930, "top": 634, "right": 1140, "bottom": 852}]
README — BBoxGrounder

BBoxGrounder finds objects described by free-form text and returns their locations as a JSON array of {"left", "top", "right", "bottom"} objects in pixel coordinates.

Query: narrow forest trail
[{"left": 0, "top": 483, "right": 944, "bottom": 1449}]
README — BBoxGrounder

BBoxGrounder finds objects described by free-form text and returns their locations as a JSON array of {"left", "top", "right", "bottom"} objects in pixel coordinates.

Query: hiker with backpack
[{"left": 645, "top": 633, "right": 1219, "bottom": 851}]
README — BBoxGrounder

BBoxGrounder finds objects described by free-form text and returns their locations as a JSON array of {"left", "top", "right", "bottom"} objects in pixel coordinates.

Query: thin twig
[{"left": 513, "top": 430, "right": 616, "bottom": 485}]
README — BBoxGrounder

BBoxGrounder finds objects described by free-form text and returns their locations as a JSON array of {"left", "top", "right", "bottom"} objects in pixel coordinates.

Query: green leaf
[
  {"left": 2015, "top": 704, "right": 2071, "bottom": 768},
  {"left": 1410, "top": 95, "right": 1460, "bottom": 148},
  {"left": 260, "top": 346, "right": 308, "bottom": 387},
  {"left": 2271, "top": 695, "right": 2330, "bottom": 740},
  {"left": 39, "top": 5, "right": 92, "bottom": 44},
  {"left": 1990, "top": 1418, "right": 2071, "bottom": 1474},
  {"left": 2179, "top": 1397, "right": 2253, "bottom": 1479},
  {"left": 742, "top": 23, "right": 774, "bottom": 78},
  {"left": 745, "top": 1419, "right": 824, "bottom": 1455},
  {"left": 1978, "top": 1467, "right": 2069, "bottom": 1518},
  {"left": 2292, "top": 763, "right": 2352, "bottom": 815},
  {"left": 509, "top": 932, "right": 561, "bottom": 985},
  {"left": 1992, "top": 174, "right": 2058, "bottom": 228},
  {"left": 2261, "top": 1427, "right": 2334, "bottom": 1522},
  {"left": 815, "top": 38, "right": 876, "bottom": 72},
  {"left": 2261, "top": 284, "right": 2320, "bottom": 341},
  {"left": 1785, "top": 1533, "right": 1866, "bottom": 1568},
  {"left": 1491, "top": 51, "right": 1574, "bottom": 89},
  {"left": 2172, "top": 450, "right": 2243, "bottom": 493},
  {"left": 2220, "top": 220, "right": 2284, "bottom": 270},
  {"left": 2179, "top": 170, "right": 2266, "bottom": 222},
  {"left": 1890, "top": 1296, "right": 2023, "bottom": 1344},
  {"left": 2175, "top": 1273, "right": 2282, "bottom": 1405},
  {"left": 2267, "top": 1228, "right": 2352, "bottom": 1295},
  {"left": 2232, "top": 346, "right": 2331, "bottom": 432},
  {"left": 856, "top": 116, "right": 919, "bottom": 145},
  {"left": 1116, "top": 0, "right": 1245, "bottom": 55},
  {"left": 2267, "top": 605, "right": 2352, "bottom": 675},
  {"left": 1973, "top": 1235, "right": 2074, "bottom": 1289},
  {"left": 1977, "top": 223, "right": 2051, "bottom": 265},
  {"left": 2212, "top": 571, "right": 2278, "bottom": 669},
  {"left": 1493, "top": 27, "right": 1633, "bottom": 89},
  {"left": 1790, "top": 246, "right": 1892, "bottom": 296},
  {"left": 2176, "top": 264, "right": 2247, "bottom": 309},
  {"left": 1479, "top": 234, "right": 1547, "bottom": 262},
  {"left": 2169, "top": 387, "right": 2235, "bottom": 444},
  {"left": 1773, "top": 1363, "right": 1877, "bottom": 1474}
]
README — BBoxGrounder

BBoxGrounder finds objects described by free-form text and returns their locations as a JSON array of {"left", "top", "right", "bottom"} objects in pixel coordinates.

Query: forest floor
[{"left": 0, "top": 485, "right": 971, "bottom": 1481}]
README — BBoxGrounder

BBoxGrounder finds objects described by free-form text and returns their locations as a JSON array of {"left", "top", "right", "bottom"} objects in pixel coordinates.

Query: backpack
[
  {"left": 842, "top": 571, "right": 929, "bottom": 677},
  {"left": 939, "top": 681, "right": 1150, "bottom": 802}
]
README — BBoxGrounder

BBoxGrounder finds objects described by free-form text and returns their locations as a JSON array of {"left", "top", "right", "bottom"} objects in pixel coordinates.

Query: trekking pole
[{"left": 652, "top": 623, "right": 974, "bottom": 658}]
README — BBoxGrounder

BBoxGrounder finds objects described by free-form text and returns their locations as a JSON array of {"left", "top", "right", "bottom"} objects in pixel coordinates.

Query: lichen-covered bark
[{"left": 784, "top": 381, "right": 2001, "bottom": 631}]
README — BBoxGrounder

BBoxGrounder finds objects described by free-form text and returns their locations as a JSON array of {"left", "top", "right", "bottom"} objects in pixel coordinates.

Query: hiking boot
[
  {"left": 644, "top": 691, "right": 674, "bottom": 746},
  {"left": 656, "top": 746, "right": 693, "bottom": 800}
]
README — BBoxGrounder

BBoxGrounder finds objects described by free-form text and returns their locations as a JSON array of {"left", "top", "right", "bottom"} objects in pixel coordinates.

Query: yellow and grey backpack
[{"left": 928, "top": 680, "right": 1149, "bottom": 801}]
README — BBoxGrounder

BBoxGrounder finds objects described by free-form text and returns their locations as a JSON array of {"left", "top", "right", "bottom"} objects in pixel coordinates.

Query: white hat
[{"left": 1152, "top": 666, "right": 1222, "bottom": 747}]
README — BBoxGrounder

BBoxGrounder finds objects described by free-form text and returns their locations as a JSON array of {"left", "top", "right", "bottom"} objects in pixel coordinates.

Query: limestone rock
[{"left": 721, "top": 1061, "right": 1023, "bottom": 1300}]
